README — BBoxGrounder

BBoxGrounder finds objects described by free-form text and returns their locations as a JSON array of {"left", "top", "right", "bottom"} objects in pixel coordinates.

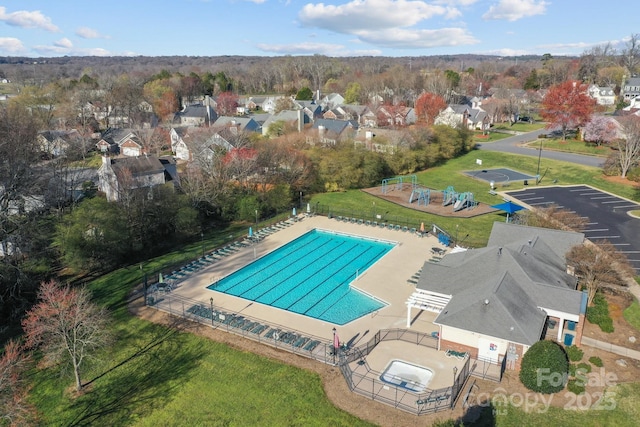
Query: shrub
[
  {"left": 589, "top": 356, "right": 603, "bottom": 367},
  {"left": 565, "top": 345, "right": 584, "bottom": 362},
  {"left": 519, "top": 340, "right": 569, "bottom": 394},
  {"left": 627, "top": 166, "right": 640, "bottom": 182},
  {"left": 587, "top": 293, "right": 615, "bottom": 333},
  {"left": 576, "top": 362, "right": 592, "bottom": 374},
  {"left": 567, "top": 378, "right": 586, "bottom": 395}
]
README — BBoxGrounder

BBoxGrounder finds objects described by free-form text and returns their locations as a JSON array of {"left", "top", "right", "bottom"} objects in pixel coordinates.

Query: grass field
[{"left": 26, "top": 149, "right": 640, "bottom": 426}]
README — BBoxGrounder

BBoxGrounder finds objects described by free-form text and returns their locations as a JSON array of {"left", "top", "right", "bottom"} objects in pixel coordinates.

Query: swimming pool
[{"left": 207, "top": 229, "right": 395, "bottom": 325}]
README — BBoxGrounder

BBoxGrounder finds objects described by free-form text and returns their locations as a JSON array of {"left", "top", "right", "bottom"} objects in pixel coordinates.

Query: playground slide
[
  {"left": 453, "top": 193, "right": 467, "bottom": 211},
  {"left": 443, "top": 194, "right": 454, "bottom": 206}
]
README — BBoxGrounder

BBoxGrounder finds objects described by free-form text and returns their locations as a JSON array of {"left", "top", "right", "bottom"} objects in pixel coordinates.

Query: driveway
[{"left": 505, "top": 185, "right": 640, "bottom": 274}]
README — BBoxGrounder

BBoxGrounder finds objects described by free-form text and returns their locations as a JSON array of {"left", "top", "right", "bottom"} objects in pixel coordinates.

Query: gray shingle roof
[{"left": 418, "top": 223, "right": 585, "bottom": 345}]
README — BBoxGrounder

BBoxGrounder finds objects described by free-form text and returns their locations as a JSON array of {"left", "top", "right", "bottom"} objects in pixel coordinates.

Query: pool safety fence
[
  {"left": 145, "top": 292, "right": 473, "bottom": 415},
  {"left": 336, "top": 329, "right": 471, "bottom": 415}
]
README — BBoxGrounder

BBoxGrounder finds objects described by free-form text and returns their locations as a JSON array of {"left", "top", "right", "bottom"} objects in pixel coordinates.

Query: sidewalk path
[{"left": 581, "top": 336, "right": 640, "bottom": 361}]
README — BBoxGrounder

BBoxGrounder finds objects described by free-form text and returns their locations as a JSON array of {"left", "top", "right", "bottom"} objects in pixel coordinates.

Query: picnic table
[{"left": 431, "top": 247, "right": 445, "bottom": 256}]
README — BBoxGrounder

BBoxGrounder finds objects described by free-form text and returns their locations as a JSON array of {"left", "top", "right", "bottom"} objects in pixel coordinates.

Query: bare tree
[
  {"left": 22, "top": 281, "right": 111, "bottom": 392},
  {"left": 621, "top": 33, "right": 640, "bottom": 75},
  {"left": 516, "top": 204, "right": 587, "bottom": 232},
  {"left": 615, "top": 115, "right": 640, "bottom": 178},
  {"left": 566, "top": 241, "right": 636, "bottom": 305},
  {"left": 0, "top": 340, "right": 35, "bottom": 426}
]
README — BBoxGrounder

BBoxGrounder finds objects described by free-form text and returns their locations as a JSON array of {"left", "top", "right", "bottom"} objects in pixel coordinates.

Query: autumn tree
[
  {"left": 614, "top": 115, "right": 640, "bottom": 178},
  {"left": 414, "top": 92, "right": 447, "bottom": 126},
  {"left": 216, "top": 91, "right": 239, "bottom": 116},
  {"left": 566, "top": 241, "right": 635, "bottom": 305},
  {"left": 143, "top": 79, "right": 178, "bottom": 122},
  {"left": 0, "top": 340, "right": 36, "bottom": 426},
  {"left": 583, "top": 115, "right": 619, "bottom": 146},
  {"left": 540, "top": 80, "right": 596, "bottom": 140},
  {"left": 343, "top": 82, "right": 362, "bottom": 104},
  {"left": 22, "top": 281, "right": 111, "bottom": 392}
]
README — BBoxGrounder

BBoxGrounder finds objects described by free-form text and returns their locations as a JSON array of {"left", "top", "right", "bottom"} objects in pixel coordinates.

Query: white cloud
[
  {"left": 0, "top": 37, "right": 25, "bottom": 53},
  {"left": 0, "top": 6, "right": 59, "bottom": 32},
  {"left": 54, "top": 38, "right": 73, "bottom": 48},
  {"left": 256, "top": 41, "right": 382, "bottom": 56},
  {"left": 482, "top": 0, "right": 548, "bottom": 22},
  {"left": 76, "top": 27, "right": 110, "bottom": 39},
  {"left": 355, "top": 27, "right": 479, "bottom": 49},
  {"left": 299, "top": 0, "right": 451, "bottom": 32},
  {"left": 244, "top": 0, "right": 267, "bottom": 3}
]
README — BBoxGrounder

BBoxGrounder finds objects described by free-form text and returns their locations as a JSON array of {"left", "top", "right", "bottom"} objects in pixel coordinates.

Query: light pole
[
  {"left": 299, "top": 191, "right": 303, "bottom": 208},
  {"left": 210, "top": 297, "right": 214, "bottom": 325},
  {"left": 255, "top": 209, "right": 258, "bottom": 226},
  {"left": 536, "top": 139, "right": 543, "bottom": 184},
  {"left": 453, "top": 366, "right": 458, "bottom": 387},
  {"left": 332, "top": 327, "right": 337, "bottom": 364},
  {"left": 201, "top": 232, "right": 205, "bottom": 258}
]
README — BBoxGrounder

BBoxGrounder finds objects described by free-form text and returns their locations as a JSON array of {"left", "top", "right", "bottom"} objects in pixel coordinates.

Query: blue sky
[{"left": 0, "top": 0, "right": 635, "bottom": 58}]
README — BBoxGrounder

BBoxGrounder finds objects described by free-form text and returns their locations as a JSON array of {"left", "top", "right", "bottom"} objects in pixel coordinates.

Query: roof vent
[
  {"left": 498, "top": 247, "right": 502, "bottom": 255},
  {"left": 484, "top": 299, "right": 489, "bottom": 305}
]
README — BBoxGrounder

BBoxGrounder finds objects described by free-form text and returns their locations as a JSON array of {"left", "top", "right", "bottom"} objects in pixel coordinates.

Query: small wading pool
[{"left": 380, "top": 360, "right": 433, "bottom": 392}]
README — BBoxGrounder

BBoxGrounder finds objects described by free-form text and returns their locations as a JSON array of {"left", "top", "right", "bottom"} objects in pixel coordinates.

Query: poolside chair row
[
  {"left": 186, "top": 304, "right": 272, "bottom": 336},
  {"left": 263, "top": 328, "right": 320, "bottom": 352},
  {"left": 332, "top": 216, "right": 421, "bottom": 234},
  {"left": 416, "top": 393, "right": 451, "bottom": 406},
  {"left": 445, "top": 349, "right": 468, "bottom": 359}
]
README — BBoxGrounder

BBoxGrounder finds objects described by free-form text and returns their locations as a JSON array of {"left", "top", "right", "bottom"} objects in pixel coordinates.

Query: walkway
[{"left": 581, "top": 336, "right": 640, "bottom": 361}]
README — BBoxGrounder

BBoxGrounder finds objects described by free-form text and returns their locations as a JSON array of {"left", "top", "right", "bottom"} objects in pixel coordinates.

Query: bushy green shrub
[
  {"left": 565, "top": 345, "right": 584, "bottom": 362},
  {"left": 587, "top": 293, "right": 615, "bottom": 333},
  {"left": 589, "top": 356, "right": 603, "bottom": 367},
  {"left": 627, "top": 166, "right": 640, "bottom": 182},
  {"left": 576, "top": 362, "right": 592, "bottom": 374},
  {"left": 519, "top": 340, "right": 569, "bottom": 394},
  {"left": 567, "top": 378, "right": 586, "bottom": 395}
]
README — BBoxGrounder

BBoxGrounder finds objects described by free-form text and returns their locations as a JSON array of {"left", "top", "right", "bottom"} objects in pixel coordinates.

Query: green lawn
[
  {"left": 27, "top": 149, "right": 640, "bottom": 426},
  {"left": 624, "top": 298, "right": 640, "bottom": 331},
  {"left": 523, "top": 138, "right": 614, "bottom": 157}
]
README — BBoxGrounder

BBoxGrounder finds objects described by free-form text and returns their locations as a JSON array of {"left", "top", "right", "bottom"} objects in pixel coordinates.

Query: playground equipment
[
  {"left": 381, "top": 175, "right": 417, "bottom": 195},
  {"left": 409, "top": 187, "right": 430, "bottom": 206},
  {"left": 453, "top": 192, "right": 476, "bottom": 211},
  {"left": 442, "top": 186, "right": 456, "bottom": 206}
]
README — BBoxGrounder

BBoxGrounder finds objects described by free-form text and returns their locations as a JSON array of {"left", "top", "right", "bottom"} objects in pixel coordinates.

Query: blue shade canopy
[
  {"left": 249, "top": 227, "right": 253, "bottom": 237},
  {"left": 491, "top": 200, "right": 526, "bottom": 214}
]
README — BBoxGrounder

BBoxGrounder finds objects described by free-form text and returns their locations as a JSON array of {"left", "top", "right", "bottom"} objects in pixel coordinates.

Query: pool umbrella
[
  {"left": 292, "top": 207, "right": 296, "bottom": 217},
  {"left": 420, "top": 222, "right": 425, "bottom": 234},
  {"left": 158, "top": 272, "right": 163, "bottom": 283},
  {"left": 333, "top": 329, "right": 340, "bottom": 351},
  {"left": 307, "top": 203, "right": 311, "bottom": 214},
  {"left": 249, "top": 227, "right": 253, "bottom": 238},
  {"left": 490, "top": 200, "right": 526, "bottom": 222}
]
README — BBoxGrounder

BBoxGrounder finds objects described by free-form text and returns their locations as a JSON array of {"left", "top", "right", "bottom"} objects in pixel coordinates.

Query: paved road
[{"left": 477, "top": 130, "right": 604, "bottom": 168}]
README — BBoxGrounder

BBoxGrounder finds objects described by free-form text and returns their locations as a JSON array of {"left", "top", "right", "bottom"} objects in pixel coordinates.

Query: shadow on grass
[{"left": 64, "top": 316, "right": 204, "bottom": 427}]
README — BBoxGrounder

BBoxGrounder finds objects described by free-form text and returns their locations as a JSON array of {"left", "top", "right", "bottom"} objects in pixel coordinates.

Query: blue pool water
[{"left": 207, "top": 229, "right": 395, "bottom": 325}]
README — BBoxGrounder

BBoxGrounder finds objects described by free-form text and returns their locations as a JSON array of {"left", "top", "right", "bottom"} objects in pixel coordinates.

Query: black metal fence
[
  {"left": 146, "top": 289, "right": 473, "bottom": 416},
  {"left": 336, "top": 329, "right": 471, "bottom": 415}
]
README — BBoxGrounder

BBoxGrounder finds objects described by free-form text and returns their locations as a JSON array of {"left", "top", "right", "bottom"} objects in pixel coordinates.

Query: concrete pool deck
[{"left": 169, "top": 215, "right": 445, "bottom": 346}]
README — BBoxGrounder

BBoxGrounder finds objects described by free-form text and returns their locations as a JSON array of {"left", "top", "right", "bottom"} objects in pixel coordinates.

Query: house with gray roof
[
  {"left": 307, "top": 118, "right": 357, "bottom": 145},
  {"left": 98, "top": 155, "right": 178, "bottom": 202},
  {"left": 407, "top": 222, "right": 587, "bottom": 371},
  {"left": 622, "top": 77, "right": 640, "bottom": 102},
  {"left": 174, "top": 103, "right": 217, "bottom": 127},
  {"left": 434, "top": 104, "right": 489, "bottom": 131},
  {"left": 262, "top": 109, "right": 309, "bottom": 136}
]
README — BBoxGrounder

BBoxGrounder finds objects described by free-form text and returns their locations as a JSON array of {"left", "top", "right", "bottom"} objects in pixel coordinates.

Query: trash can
[
  {"left": 568, "top": 321, "right": 576, "bottom": 331},
  {"left": 547, "top": 319, "right": 557, "bottom": 329},
  {"left": 564, "top": 333, "right": 574, "bottom": 346}
]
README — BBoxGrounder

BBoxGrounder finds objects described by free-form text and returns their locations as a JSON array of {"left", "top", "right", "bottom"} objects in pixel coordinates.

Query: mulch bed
[{"left": 362, "top": 183, "right": 498, "bottom": 218}]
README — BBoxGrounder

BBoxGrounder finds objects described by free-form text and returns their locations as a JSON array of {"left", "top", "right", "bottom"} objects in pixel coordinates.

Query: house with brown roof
[{"left": 98, "top": 155, "right": 178, "bottom": 202}]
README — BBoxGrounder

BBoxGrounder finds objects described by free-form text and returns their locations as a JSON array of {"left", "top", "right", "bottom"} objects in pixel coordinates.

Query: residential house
[
  {"left": 293, "top": 100, "right": 323, "bottom": 121},
  {"left": 320, "top": 93, "right": 345, "bottom": 110},
  {"left": 98, "top": 155, "right": 178, "bottom": 202},
  {"left": 587, "top": 85, "right": 616, "bottom": 106},
  {"left": 435, "top": 104, "right": 489, "bottom": 131},
  {"left": 621, "top": 77, "right": 640, "bottom": 102},
  {"left": 171, "top": 127, "right": 234, "bottom": 162},
  {"left": 212, "top": 116, "right": 261, "bottom": 134},
  {"left": 262, "top": 109, "right": 309, "bottom": 136},
  {"left": 95, "top": 128, "right": 144, "bottom": 157},
  {"left": 307, "top": 118, "right": 357, "bottom": 146},
  {"left": 174, "top": 103, "right": 217, "bottom": 127},
  {"left": 38, "top": 129, "right": 82, "bottom": 157},
  {"left": 353, "top": 127, "right": 415, "bottom": 153},
  {"left": 407, "top": 222, "right": 586, "bottom": 371},
  {"left": 244, "top": 96, "right": 283, "bottom": 114}
]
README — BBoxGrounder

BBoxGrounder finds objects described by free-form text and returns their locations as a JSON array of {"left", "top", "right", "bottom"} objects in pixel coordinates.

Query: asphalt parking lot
[{"left": 505, "top": 185, "right": 640, "bottom": 274}]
